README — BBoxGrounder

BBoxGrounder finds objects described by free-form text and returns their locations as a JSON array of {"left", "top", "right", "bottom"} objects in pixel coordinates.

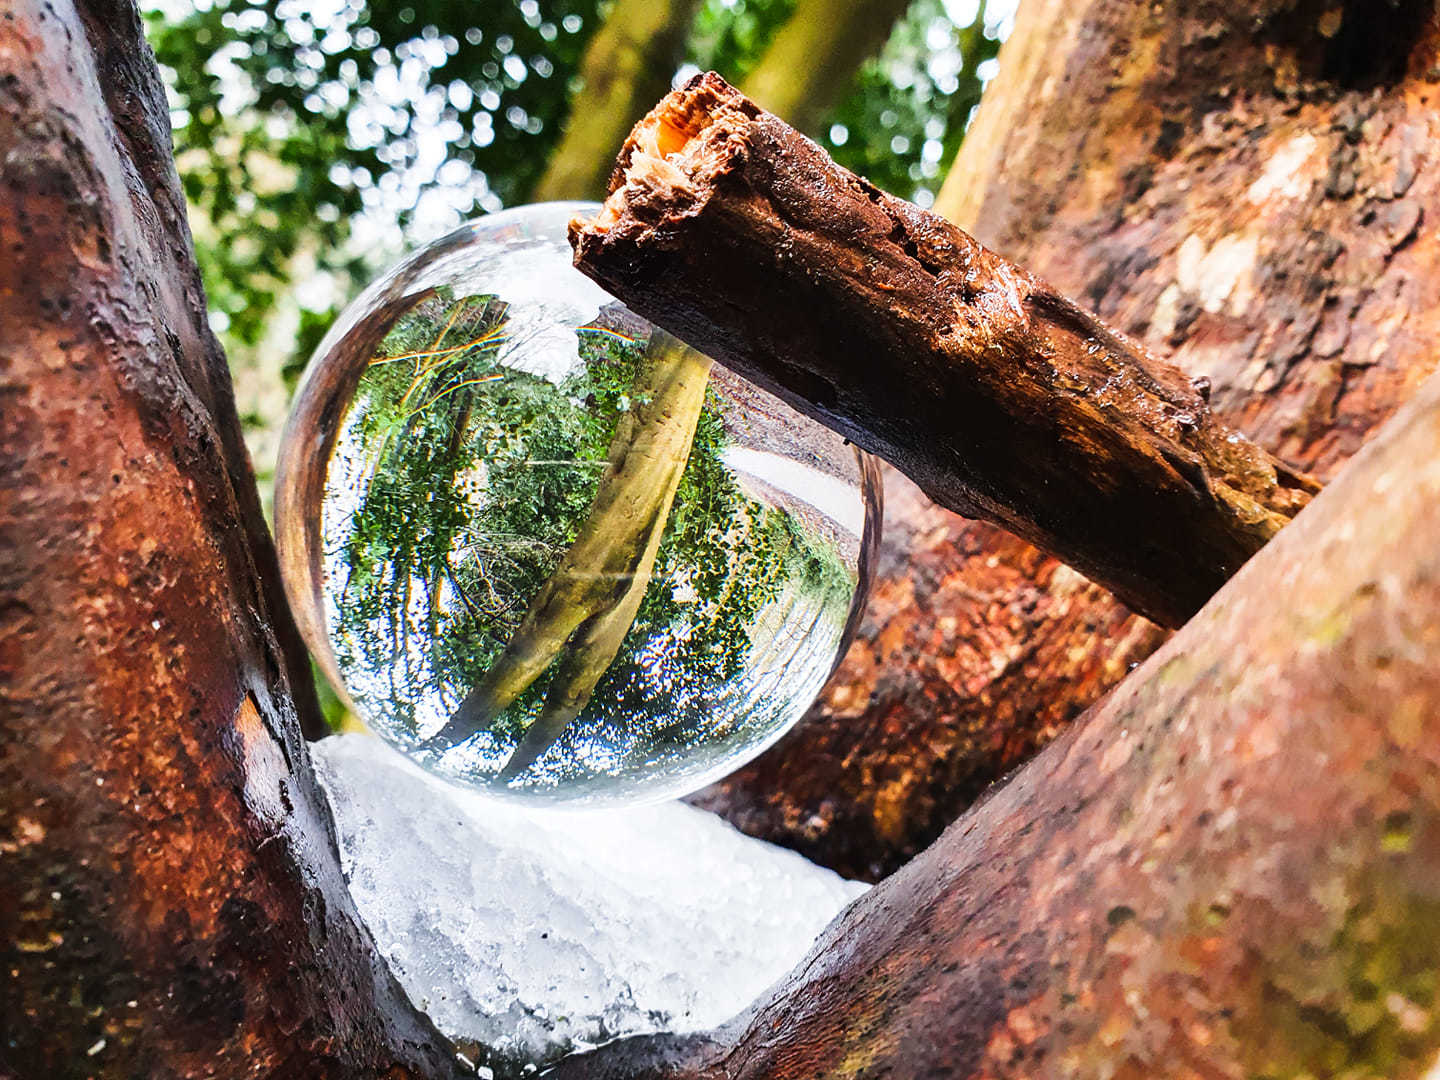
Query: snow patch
[{"left": 313, "top": 734, "right": 866, "bottom": 1072}]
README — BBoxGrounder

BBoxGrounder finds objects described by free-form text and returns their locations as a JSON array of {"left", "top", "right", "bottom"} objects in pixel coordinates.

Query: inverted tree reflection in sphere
[{"left": 276, "top": 203, "right": 880, "bottom": 807}]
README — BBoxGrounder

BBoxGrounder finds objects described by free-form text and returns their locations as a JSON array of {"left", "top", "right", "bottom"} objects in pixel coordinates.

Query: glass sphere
[{"left": 276, "top": 202, "right": 880, "bottom": 807}]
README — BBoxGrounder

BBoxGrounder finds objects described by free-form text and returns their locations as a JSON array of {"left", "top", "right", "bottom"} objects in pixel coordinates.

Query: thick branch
[
  {"left": 552, "top": 363, "right": 1440, "bottom": 1080},
  {"left": 0, "top": 1, "right": 461, "bottom": 1074},
  {"left": 569, "top": 73, "right": 1320, "bottom": 628},
  {"left": 693, "top": 0, "right": 1440, "bottom": 882}
]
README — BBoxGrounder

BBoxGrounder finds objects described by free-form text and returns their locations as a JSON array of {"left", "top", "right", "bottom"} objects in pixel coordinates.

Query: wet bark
[
  {"left": 693, "top": 0, "right": 1440, "bottom": 881},
  {"left": 550, "top": 354, "right": 1440, "bottom": 1080},
  {"left": 570, "top": 73, "right": 1319, "bottom": 631},
  {"left": 0, "top": 1, "right": 462, "bottom": 1075}
]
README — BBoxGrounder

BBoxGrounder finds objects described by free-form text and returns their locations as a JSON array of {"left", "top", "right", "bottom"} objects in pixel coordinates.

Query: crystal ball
[{"left": 276, "top": 202, "right": 880, "bottom": 807}]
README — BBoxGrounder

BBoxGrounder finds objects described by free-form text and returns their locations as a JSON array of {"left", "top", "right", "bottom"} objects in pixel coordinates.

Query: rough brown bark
[
  {"left": 693, "top": 0, "right": 1440, "bottom": 881},
  {"left": 691, "top": 478, "right": 1168, "bottom": 880},
  {"left": 571, "top": 73, "right": 1318, "bottom": 631},
  {"left": 0, "top": 1, "right": 461, "bottom": 1075},
  {"left": 550, "top": 346, "right": 1440, "bottom": 1080}
]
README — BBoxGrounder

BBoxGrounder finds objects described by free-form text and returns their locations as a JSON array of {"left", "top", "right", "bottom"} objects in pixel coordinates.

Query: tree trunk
[
  {"left": 531, "top": 0, "right": 704, "bottom": 203},
  {"left": 694, "top": 0, "right": 1440, "bottom": 881},
  {"left": 0, "top": 1, "right": 461, "bottom": 1075},
  {"left": 516, "top": 5, "right": 915, "bottom": 770},
  {"left": 549, "top": 342, "right": 1440, "bottom": 1080},
  {"left": 737, "top": 0, "right": 915, "bottom": 136},
  {"left": 11, "top": 0, "right": 1440, "bottom": 1076}
]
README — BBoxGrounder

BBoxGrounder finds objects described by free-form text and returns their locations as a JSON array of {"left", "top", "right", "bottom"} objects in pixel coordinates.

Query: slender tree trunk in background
[
  {"left": 423, "top": 335, "right": 712, "bottom": 771},
  {"left": 531, "top": 0, "right": 914, "bottom": 204},
  {"left": 555, "top": 364, "right": 1440, "bottom": 1079},
  {"left": 738, "top": 0, "right": 915, "bottom": 135},
  {"left": 531, "top": 0, "right": 704, "bottom": 203},
  {"left": 695, "top": 0, "right": 1440, "bottom": 881},
  {"left": 513, "top": 1, "right": 916, "bottom": 765},
  {"left": 0, "top": 1, "right": 460, "bottom": 1075}
]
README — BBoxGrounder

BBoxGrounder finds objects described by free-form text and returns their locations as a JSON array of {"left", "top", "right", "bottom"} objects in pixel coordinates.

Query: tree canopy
[{"left": 323, "top": 288, "right": 860, "bottom": 797}]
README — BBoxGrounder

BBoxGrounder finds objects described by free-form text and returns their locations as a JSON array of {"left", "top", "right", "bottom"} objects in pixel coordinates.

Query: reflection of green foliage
[
  {"left": 329, "top": 292, "right": 852, "bottom": 761},
  {"left": 332, "top": 292, "right": 589, "bottom": 734}
]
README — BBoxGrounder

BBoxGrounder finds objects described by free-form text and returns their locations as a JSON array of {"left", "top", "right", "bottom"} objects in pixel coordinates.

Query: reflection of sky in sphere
[{"left": 293, "top": 203, "right": 879, "bottom": 808}]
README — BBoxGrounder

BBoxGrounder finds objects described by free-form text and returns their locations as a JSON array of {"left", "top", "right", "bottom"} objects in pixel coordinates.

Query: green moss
[
  {"left": 1382, "top": 813, "right": 1415, "bottom": 856},
  {"left": 1236, "top": 861, "right": 1440, "bottom": 1079}
]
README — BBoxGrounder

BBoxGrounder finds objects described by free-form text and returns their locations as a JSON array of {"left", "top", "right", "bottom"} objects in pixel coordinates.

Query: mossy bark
[{"left": 550, "top": 361, "right": 1440, "bottom": 1080}]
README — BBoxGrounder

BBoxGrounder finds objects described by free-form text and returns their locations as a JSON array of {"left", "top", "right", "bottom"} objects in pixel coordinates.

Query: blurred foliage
[
  {"left": 147, "top": 0, "right": 604, "bottom": 376},
  {"left": 823, "top": 0, "right": 999, "bottom": 202},
  {"left": 144, "top": 0, "right": 1004, "bottom": 451},
  {"left": 686, "top": 0, "right": 797, "bottom": 85}
]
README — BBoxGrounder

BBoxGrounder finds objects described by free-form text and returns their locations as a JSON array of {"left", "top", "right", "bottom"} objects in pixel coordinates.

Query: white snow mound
[{"left": 312, "top": 734, "right": 866, "bottom": 1069}]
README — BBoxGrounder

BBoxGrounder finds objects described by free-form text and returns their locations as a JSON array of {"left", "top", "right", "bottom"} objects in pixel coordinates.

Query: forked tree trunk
[
  {"left": 696, "top": 0, "right": 1440, "bottom": 881},
  {"left": 0, "top": 2, "right": 461, "bottom": 1075},
  {"left": 8, "top": 0, "right": 1440, "bottom": 1076},
  {"left": 531, "top": 0, "right": 913, "bottom": 204}
]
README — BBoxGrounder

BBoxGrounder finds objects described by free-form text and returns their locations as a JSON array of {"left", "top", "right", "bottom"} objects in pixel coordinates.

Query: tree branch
[
  {"left": 550, "top": 362, "right": 1440, "bottom": 1080},
  {"left": 569, "top": 73, "right": 1320, "bottom": 629}
]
